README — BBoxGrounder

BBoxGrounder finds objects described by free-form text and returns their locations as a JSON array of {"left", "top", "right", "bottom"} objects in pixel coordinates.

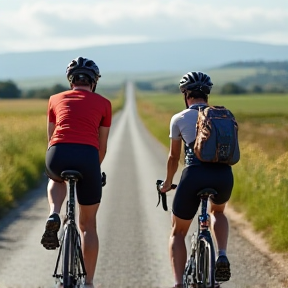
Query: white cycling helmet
[
  {"left": 66, "top": 57, "right": 101, "bottom": 84},
  {"left": 179, "top": 72, "right": 213, "bottom": 95}
]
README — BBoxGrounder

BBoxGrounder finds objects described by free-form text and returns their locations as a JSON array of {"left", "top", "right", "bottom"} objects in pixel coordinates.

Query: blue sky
[{"left": 1, "top": 0, "right": 288, "bottom": 54}]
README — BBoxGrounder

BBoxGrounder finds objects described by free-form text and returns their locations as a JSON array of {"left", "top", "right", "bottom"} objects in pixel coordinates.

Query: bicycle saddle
[
  {"left": 61, "top": 170, "right": 83, "bottom": 181},
  {"left": 197, "top": 188, "right": 218, "bottom": 198}
]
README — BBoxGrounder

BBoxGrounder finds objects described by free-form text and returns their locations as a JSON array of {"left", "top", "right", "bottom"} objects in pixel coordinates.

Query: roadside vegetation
[
  {"left": 0, "top": 89, "right": 124, "bottom": 217},
  {"left": 136, "top": 91, "right": 288, "bottom": 252},
  {"left": 0, "top": 99, "right": 47, "bottom": 216}
]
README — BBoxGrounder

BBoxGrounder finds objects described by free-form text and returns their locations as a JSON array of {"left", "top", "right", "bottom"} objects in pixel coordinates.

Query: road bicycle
[
  {"left": 53, "top": 170, "right": 106, "bottom": 288},
  {"left": 156, "top": 180, "right": 218, "bottom": 288},
  {"left": 183, "top": 188, "right": 218, "bottom": 288}
]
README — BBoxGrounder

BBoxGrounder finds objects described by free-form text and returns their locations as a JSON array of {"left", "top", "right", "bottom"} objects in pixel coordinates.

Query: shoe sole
[
  {"left": 41, "top": 220, "right": 60, "bottom": 250},
  {"left": 215, "top": 262, "right": 231, "bottom": 282}
]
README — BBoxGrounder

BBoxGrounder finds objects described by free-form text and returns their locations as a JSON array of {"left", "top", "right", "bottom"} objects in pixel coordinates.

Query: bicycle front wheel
[
  {"left": 196, "top": 237, "right": 216, "bottom": 288},
  {"left": 183, "top": 232, "right": 197, "bottom": 287},
  {"left": 62, "top": 224, "right": 77, "bottom": 288}
]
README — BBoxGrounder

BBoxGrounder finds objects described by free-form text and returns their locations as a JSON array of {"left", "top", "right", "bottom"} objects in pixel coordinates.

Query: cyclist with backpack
[
  {"left": 160, "top": 72, "right": 234, "bottom": 287},
  {"left": 40, "top": 57, "right": 112, "bottom": 287}
]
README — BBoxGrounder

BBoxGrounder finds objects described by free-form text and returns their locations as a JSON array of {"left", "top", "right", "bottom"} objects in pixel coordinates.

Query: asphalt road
[{"left": 0, "top": 82, "right": 287, "bottom": 288}]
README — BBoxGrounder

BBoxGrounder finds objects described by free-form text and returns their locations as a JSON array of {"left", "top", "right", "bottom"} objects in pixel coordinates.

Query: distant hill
[
  {"left": 0, "top": 38, "right": 287, "bottom": 87},
  {"left": 219, "top": 60, "right": 288, "bottom": 71},
  {"left": 208, "top": 60, "right": 288, "bottom": 92},
  {"left": 133, "top": 60, "right": 288, "bottom": 93}
]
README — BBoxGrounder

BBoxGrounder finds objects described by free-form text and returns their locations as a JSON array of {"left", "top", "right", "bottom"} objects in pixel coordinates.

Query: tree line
[
  {"left": 220, "top": 60, "right": 288, "bottom": 71},
  {"left": 0, "top": 81, "right": 69, "bottom": 99},
  {"left": 135, "top": 81, "right": 288, "bottom": 94}
]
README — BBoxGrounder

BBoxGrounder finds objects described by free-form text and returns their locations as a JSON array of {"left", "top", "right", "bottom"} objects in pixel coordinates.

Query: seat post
[
  {"left": 60, "top": 170, "right": 82, "bottom": 223},
  {"left": 200, "top": 197, "right": 209, "bottom": 218},
  {"left": 67, "top": 178, "right": 76, "bottom": 223}
]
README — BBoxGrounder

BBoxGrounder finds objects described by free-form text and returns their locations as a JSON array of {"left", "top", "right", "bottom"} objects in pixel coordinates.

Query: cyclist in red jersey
[{"left": 41, "top": 57, "right": 112, "bottom": 287}]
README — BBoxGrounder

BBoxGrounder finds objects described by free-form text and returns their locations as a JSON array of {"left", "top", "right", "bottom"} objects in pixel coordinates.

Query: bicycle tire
[
  {"left": 62, "top": 224, "right": 76, "bottom": 288},
  {"left": 204, "top": 237, "right": 215, "bottom": 288},
  {"left": 183, "top": 255, "right": 194, "bottom": 287},
  {"left": 75, "top": 234, "right": 86, "bottom": 287},
  {"left": 196, "top": 237, "right": 215, "bottom": 288}
]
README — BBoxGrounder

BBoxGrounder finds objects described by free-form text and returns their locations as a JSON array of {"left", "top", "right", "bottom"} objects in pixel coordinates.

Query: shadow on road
[{"left": 0, "top": 174, "right": 47, "bottom": 235}]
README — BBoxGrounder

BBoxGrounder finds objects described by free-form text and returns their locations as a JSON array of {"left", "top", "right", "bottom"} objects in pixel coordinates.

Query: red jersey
[{"left": 48, "top": 89, "right": 112, "bottom": 149}]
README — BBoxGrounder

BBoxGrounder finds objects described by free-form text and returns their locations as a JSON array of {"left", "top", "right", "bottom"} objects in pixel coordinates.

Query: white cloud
[{"left": 1, "top": 0, "right": 288, "bottom": 53}]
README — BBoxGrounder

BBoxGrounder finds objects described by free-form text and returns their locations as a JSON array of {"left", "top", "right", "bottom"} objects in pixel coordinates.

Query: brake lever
[{"left": 156, "top": 180, "right": 177, "bottom": 211}]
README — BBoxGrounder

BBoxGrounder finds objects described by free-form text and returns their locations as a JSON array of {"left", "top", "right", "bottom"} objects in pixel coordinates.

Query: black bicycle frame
[
  {"left": 198, "top": 195, "right": 210, "bottom": 232},
  {"left": 53, "top": 175, "right": 86, "bottom": 282},
  {"left": 184, "top": 189, "right": 217, "bottom": 288},
  {"left": 67, "top": 177, "right": 76, "bottom": 223}
]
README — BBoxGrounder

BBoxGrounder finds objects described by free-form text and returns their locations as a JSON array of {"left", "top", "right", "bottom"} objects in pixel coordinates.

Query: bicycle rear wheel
[
  {"left": 196, "top": 237, "right": 215, "bottom": 288},
  {"left": 62, "top": 224, "right": 77, "bottom": 288}
]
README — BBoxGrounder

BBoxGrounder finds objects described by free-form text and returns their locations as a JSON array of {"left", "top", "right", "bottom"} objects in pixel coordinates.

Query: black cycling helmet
[
  {"left": 179, "top": 72, "right": 213, "bottom": 95},
  {"left": 66, "top": 56, "right": 101, "bottom": 84}
]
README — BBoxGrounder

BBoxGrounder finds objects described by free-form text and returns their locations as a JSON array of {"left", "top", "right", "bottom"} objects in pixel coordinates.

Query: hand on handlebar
[
  {"left": 156, "top": 180, "right": 177, "bottom": 211},
  {"left": 159, "top": 181, "right": 175, "bottom": 193},
  {"left": 156, "top": 180, "right": 177, "bottom": 193}
]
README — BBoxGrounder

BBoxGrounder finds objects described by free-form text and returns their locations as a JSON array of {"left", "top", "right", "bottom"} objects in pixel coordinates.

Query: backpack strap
[
  {"left": 186, "top": 104, "right": 208, "bottom": 148},
  {"left": 189, "top": 103, "right": 208, "bottom": 111}
]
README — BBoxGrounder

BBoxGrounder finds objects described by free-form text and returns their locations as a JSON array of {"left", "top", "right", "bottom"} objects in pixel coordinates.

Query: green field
[
  {"left": 138, "top": 92, "right": 288, "bottom": 114},
  {"left": 207, "top": 68, "right": 259, "bottom": 86},
  {"left": 0, "top": 92, "right": 124, "bottom": 217},
  {"left": 136, "top": 91, "right": 288, "bottom": 252}
]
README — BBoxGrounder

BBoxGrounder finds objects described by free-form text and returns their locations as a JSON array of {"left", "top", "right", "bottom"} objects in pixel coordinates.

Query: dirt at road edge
[{"left": 226, "top": 203, "right": 288, "bottom": 286}]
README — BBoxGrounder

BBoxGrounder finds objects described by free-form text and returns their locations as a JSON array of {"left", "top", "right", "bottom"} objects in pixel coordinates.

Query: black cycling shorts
[
  {"left": 45, "top": 143, "right": 102, "bottom": 205},
  {"left": 172, "top": 163, "right": 234, "bottom": 220}
]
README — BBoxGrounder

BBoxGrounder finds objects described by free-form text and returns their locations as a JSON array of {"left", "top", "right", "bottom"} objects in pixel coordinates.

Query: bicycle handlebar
[
  {"left": 101, "top": 172, "right": 106, "bottom": 187},
  {"left": 156, "top": 180, "right": 177, "bottom": 211}
]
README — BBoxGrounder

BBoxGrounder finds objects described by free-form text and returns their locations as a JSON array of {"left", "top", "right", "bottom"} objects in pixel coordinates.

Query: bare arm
[
  {"left": 47, "top": 121, "right": 55, "bottom": 146},
  {"left": 161, "top": 138, "right": 182, "bottom": 192},
  {"left": 98, "top": 126, "right": 110, "bottom": 164}
]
